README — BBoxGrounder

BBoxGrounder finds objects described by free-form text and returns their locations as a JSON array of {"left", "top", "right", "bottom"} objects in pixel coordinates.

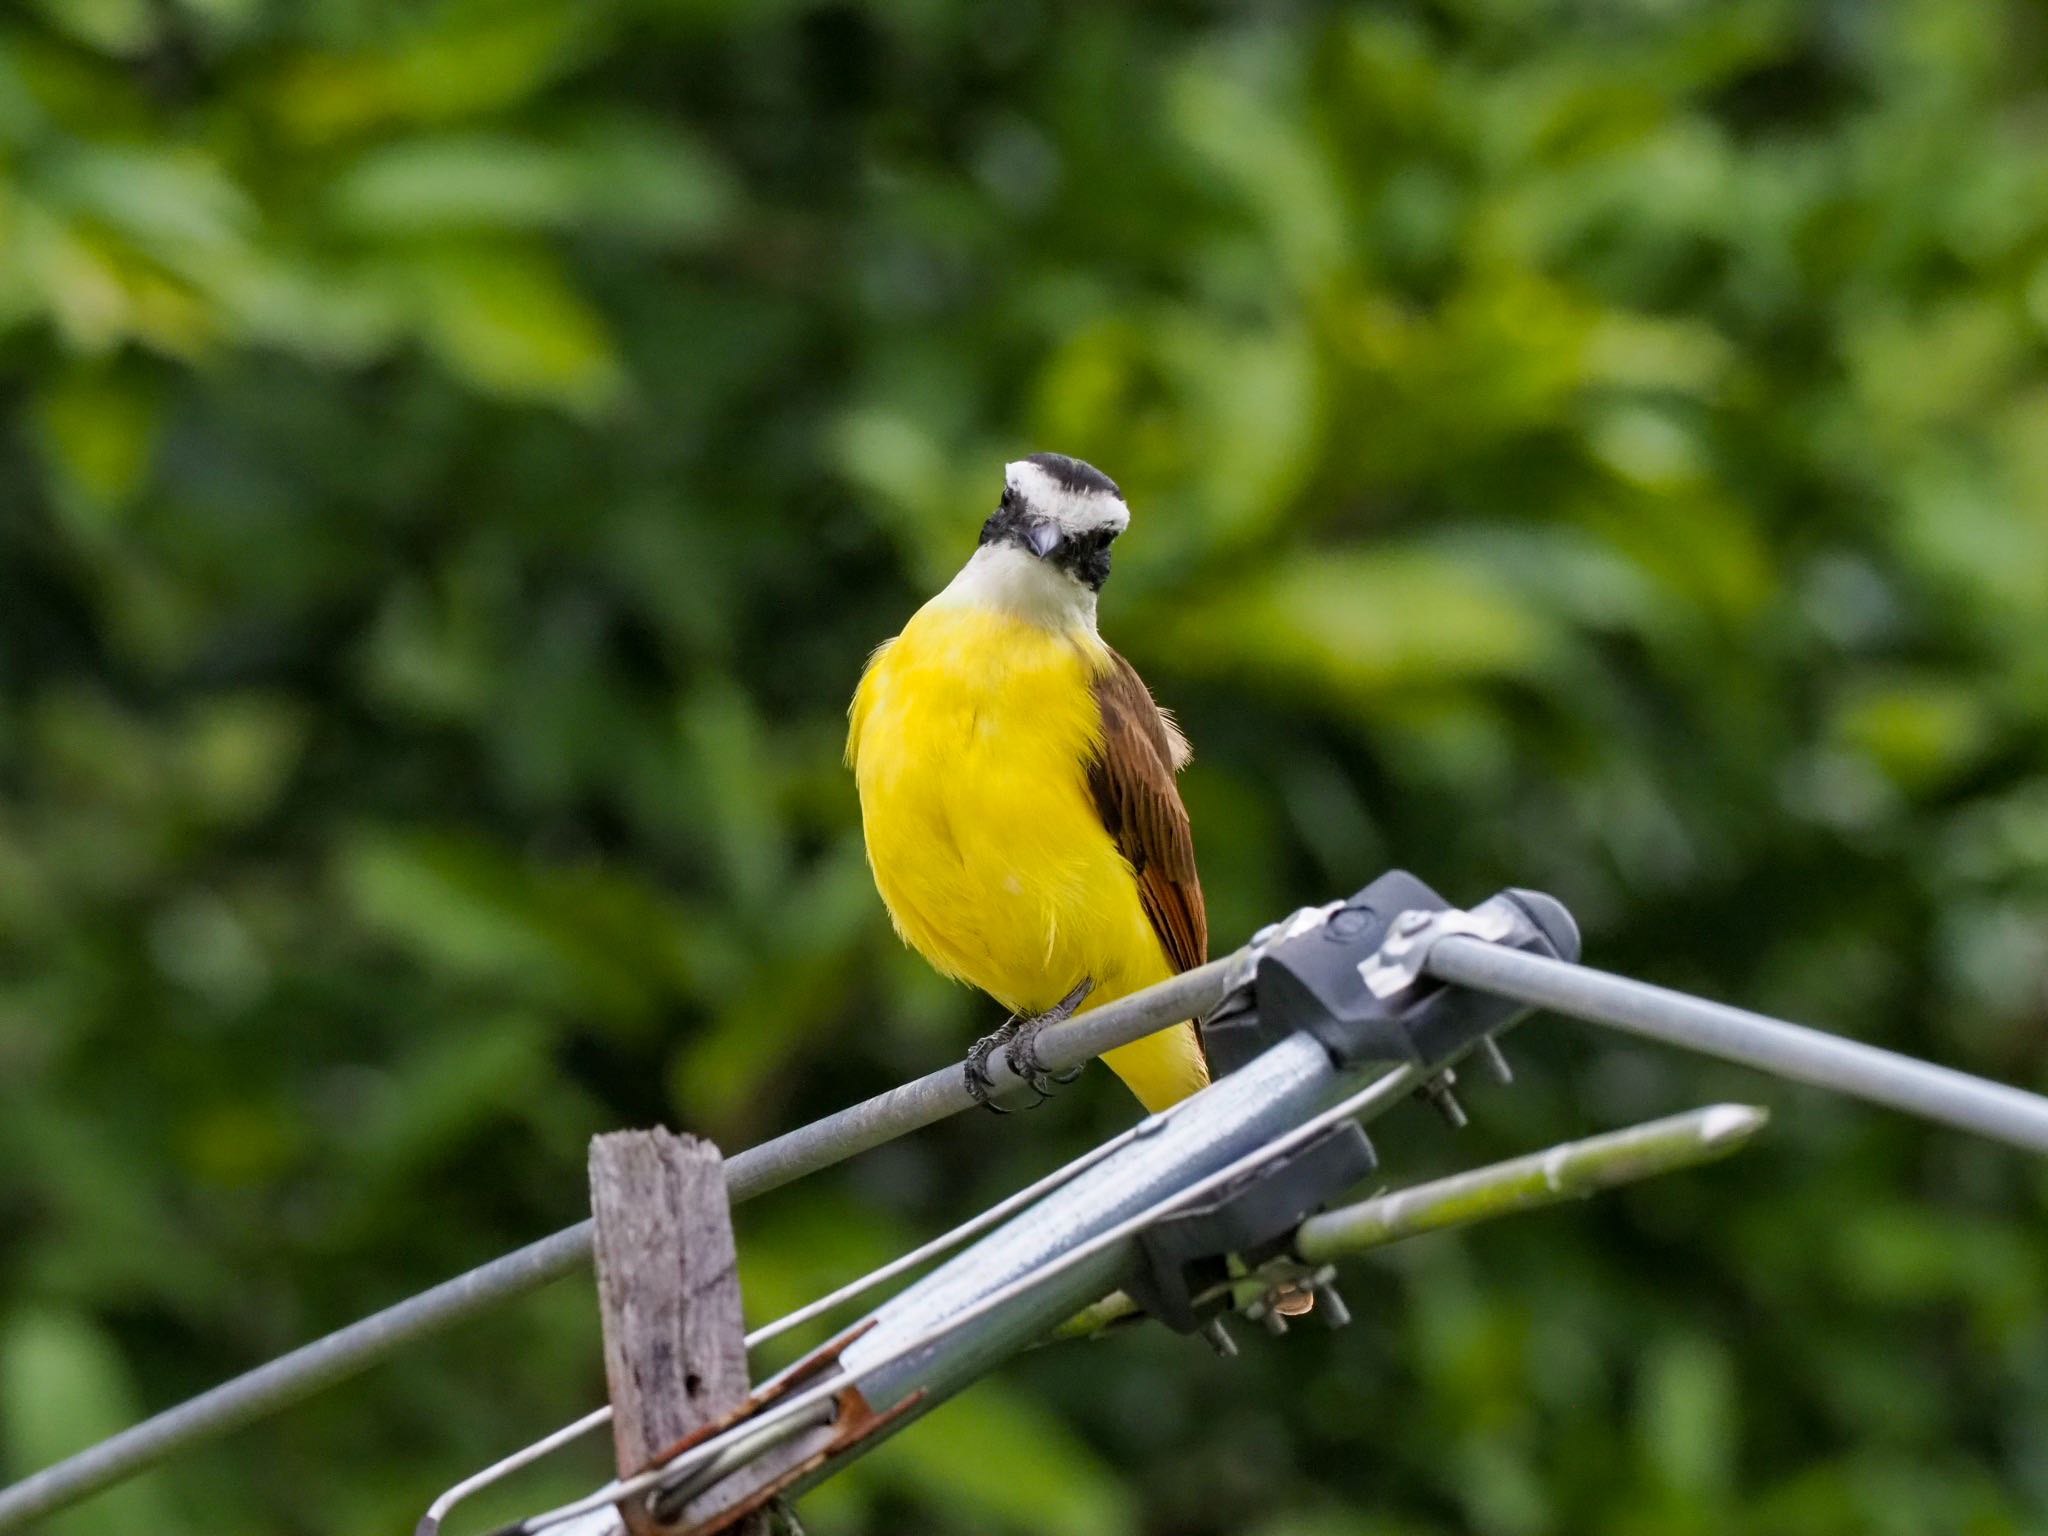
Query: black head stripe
[
  {"left": 1022, "top": 451, "right": 1122, "bottom": 501},
  {"left": 979, "top": 492, "right": 1022, "bottom": 547}
]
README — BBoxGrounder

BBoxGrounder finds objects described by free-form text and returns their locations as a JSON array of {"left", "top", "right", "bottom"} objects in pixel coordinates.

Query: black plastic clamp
[
  {"left": 1125, "top": 871, "right": 1579, "bottom": 1337},
  {"left": 1202, "top": 870, "right": 1580, "bottom": 1079},
  {"left": 1125, "top": 1120, "right": 1378, "bottom": 1333}
]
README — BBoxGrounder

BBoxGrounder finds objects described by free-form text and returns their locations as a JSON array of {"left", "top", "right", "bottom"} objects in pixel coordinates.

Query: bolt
[
  {"left": 1326, "top": 906, "right": 1371, "bottom": 939},
  {"left": 1419, "top": 1071, "right": 1468, "bottom": 1129},
  {"left": 1261, "top": 1305, "right": 1290, "bottom": 1337},
  {"left": 1478, "top": 1037, "right": 1514, "bottom": 1085},
  {"left": 1316, "top": 1283, "right": 1353, "bottom": 1330}
]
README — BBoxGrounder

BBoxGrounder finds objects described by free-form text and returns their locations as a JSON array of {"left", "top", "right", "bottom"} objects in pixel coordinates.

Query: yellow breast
[{"left": 847, "top": 602, "right": 1206, "bottom": 1110}]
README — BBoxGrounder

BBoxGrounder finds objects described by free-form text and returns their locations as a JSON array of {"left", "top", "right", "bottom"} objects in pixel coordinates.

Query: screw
[
  {"left": 1326, "top": 906, "right": 1371, "bottom": 939},
  {"left": 1316, "top": 1282, "right": 1352, "bottom": 1330},
  {"left": 1393, "top": 910, "right": 1432, "bottom": 937},
  {"left": 1477, "top": 1037, "right": 1514, "bottom": 1085},
  {"left": 1203, "top": 1319, "right": 1239, "bottom": 1358},
  {"left": 1419, "top": 1071, "right": 1468, "bottom": 1129}
]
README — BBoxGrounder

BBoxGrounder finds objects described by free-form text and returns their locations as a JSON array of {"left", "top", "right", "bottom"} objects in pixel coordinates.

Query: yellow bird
[{"left": 847, "top": 453, "right": 1210, "bottom": 1113}]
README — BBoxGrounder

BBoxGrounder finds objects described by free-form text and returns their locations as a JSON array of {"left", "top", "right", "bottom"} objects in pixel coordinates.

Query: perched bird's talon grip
[
  {"left": 1004, "top": 979, "right": 1095, "bottom": 1100},
  {"left": 965, "top": 1020, "right": 1020, "bottom": 1114}
]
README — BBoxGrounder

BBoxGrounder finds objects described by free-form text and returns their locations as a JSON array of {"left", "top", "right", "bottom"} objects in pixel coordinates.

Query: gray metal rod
[
  {"left": 1294, "top": 1103, "right": 1767, "bottom": 1262},
  {"left": 1426, "top": 938, "right": 2048, "bottom": 1154},
  {"left": 1056, "top": 1101, "right": 1770, "bottom": 1340},
  {"left": 0, "top": 956, "right": 1240, "bottom": 1533}
]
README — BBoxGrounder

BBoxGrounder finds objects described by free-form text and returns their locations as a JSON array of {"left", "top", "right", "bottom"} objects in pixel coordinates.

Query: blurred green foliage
[{"left": 4, "top": 0, "right": 2048, "bottom": 1532}]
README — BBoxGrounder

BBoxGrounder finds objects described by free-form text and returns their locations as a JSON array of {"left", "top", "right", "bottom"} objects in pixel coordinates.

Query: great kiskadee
[{"left": 847, "top": 453, "right": 1209, "bottom": 1112}]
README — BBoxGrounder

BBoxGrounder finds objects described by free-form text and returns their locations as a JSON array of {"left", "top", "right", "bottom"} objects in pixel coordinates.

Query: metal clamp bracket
[
  {"left": 1124, "top": 1121, "right": 1378, "bottom": 1333},
  {"left": 1201, "top": 870, "right": 1581, "bottom": 1080}
]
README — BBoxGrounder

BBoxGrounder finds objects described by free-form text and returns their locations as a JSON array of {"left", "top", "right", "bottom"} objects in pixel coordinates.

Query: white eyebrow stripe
[{"left": 1005, "top": 459, "right": 1130, "bottom": 535}]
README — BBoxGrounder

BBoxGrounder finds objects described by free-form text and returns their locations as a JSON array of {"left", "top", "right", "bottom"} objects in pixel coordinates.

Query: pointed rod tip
[{"left": 1696, "top": 1103, "right": 1769, "bottom": 1146}]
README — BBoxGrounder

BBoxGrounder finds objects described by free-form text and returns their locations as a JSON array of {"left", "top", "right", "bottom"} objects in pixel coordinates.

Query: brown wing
[{"left": 1087, "top": 649, "right": 1208, "bottom": 975}]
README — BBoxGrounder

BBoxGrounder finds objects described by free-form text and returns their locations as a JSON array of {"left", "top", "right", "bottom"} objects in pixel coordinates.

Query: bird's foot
[
  {"left": 1006, "top": 979, "right": 1095, "bottom": 1097},
  {"left": 965, "top": 1017, "right": 1022, "bottom": 1114}
]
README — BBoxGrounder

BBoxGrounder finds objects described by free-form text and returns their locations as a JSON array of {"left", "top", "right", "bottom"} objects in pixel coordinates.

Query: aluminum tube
[
  {"left": 0, "top": 954, "right": 1241, "bottom": 1533},
  {"left": 1294, "top": 1103, "right": 1768, "bottom": 1262},
  {"left": 1427, "top": 938, "right": 2048, "bottom": 1155}
]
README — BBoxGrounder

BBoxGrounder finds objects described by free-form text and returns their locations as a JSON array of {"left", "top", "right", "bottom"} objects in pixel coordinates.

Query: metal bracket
[
  {"left": 1123, "top": 1121, "right": 1378, "bottom": 1333},
  {"left": 1200, "top": 870, "right": 1580, "bottom": 1082},
  {"left": 661, "top": 1379, "right": 924, "bottom": 1535},
  {"left": 1358, "top": 899, "right": 1525, "bottom": 999},
  {"left": 629, "top": 1325, "right": 924, "bottom": 1536}
]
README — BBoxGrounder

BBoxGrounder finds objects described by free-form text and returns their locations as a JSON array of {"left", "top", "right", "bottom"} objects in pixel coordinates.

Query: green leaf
[
  {"left": 28, "top": 0, "right": 158, "bottom": 55},
  {"left": 406, "top": 243, "right": 622, "bottom": 412},
  {"left": 336, "top": 828, "right": 698, "bottom": 1028},
  {"left": 42, "top": 145, "right": 252, "bottom": 258},
  {"left": 268, "top": 0, "right": 600, "bottom": 141},
  {"left": 332, "top": 135, "right": 581, "bottom": 235},
  {"left": 1158, "top": 547, "right": 1563, "bottom": 701},
  {"left": 33, "top": 362, "right": 160, "bottom": 527},
  {"left": 1832, "top": 676, "right": 1994, "bottom": 794}
]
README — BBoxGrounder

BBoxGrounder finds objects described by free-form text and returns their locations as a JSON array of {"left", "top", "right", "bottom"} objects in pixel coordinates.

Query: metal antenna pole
[
  {"left": 21, "top": 872, "right": 2048, "bottom": 1534},
  {"left": 1425, "top": 938, "right": 2048, "bottom": 1154}
]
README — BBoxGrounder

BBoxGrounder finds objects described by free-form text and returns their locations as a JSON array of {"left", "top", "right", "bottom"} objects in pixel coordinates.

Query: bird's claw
[
  {"left": 964, "top": 979, "right": 1095, "bottom": 1114},
  {"left": 1006, "top": 1018, "right": 1081, "bottom": 1096},
  {"left": 964, "top": 1021, "right": 1020, "bottom": 1114},
  {"left": 1005, "top": 979, "right": 1094, "bottom": 1099}
]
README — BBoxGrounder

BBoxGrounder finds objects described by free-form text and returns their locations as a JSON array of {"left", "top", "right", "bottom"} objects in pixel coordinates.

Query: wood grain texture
[{"left": 589, "top": 1129, "right": 750, "bottom": 1536}]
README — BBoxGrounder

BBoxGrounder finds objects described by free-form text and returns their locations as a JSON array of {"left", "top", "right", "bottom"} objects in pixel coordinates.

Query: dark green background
[{"left": 4, "top": 1, "right": 2048, "bottom": 1532}]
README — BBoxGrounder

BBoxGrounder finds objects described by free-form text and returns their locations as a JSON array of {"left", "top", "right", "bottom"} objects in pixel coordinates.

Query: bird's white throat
[{"left": 933, "top": 543, "right": 1098, "bottom": 630}]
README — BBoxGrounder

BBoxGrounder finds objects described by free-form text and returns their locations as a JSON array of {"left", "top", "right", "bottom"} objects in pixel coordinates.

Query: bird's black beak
[{"left": 977, "top": 501, "right": 1071, "bottom": 562}]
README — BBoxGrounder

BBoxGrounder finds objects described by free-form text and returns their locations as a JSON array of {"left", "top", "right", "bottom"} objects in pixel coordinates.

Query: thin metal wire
[
  {"left": 0, "top": 955, "right": 1241, "bottom": 1536},
  {"left": 418, "top": 1410, "right": 611, "bottom": 1536},
  {"left": 419, "top": 1114, "right": 1174, "bottom": 1535},
  {"left": 501, "top": 1062, "right": 1421, "bottom": 1536},
  {"left": 748, "top": 1109, "right": 1167, "bottom": 1350}
]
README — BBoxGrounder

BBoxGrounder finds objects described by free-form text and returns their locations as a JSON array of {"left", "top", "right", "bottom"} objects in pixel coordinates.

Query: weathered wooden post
[{"left": 588, "top": 1129, "right": 762, "bottom": 1536}]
